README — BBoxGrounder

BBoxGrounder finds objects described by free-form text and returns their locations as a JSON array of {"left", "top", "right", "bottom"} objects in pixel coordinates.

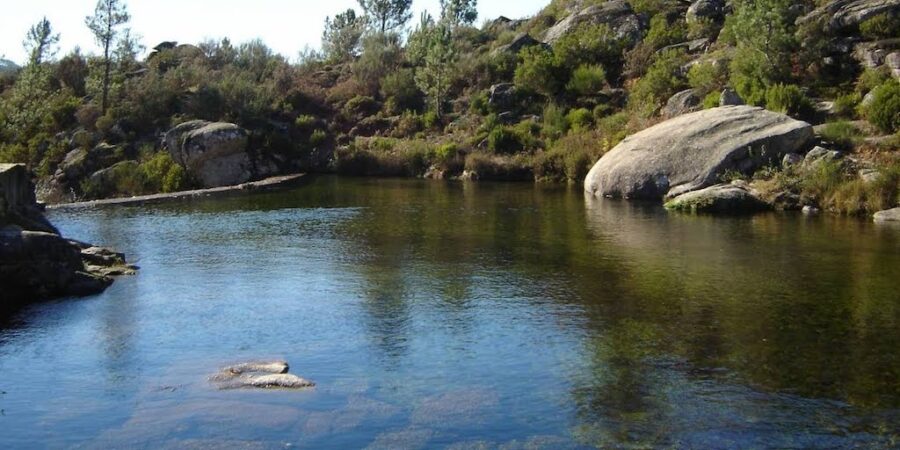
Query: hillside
[{"left": 0, "top": 0, "right": 898, "bottom": 214}]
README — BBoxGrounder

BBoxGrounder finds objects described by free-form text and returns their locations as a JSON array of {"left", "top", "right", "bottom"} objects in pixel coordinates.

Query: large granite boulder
[
  {"left": 874, "top": 207, "right": 900, "bottom": 222},
  {"left": 686, "top": 0, "right": 726, "bottom": 24},
  {"left": 1, "top": 164, "right": 134, "bottom": 309},
  {"left": 165, "top": 120, "right": 258, "bottom": 188},
  {"left": 584, "top": 106, "right": 814, "bottom": 200},
  {"left": 663, "top": 89, "right": 701, "bottom": 118},
  {"left": 797, "top": 0, "right": 900, "bottom": 34},
  {"left": 543, "top": 0, "right": 646, "bottom": 47}
]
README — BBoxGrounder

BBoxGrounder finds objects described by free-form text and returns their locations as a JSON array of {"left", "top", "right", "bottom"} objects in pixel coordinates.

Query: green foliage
[
  {"left": 542, "top": 103, "right": 569, "bottom": 141},
  {"left": 295, "top": 115, "right": 318, "bottom": 131},
  {"left": 488, "top": 126, "right": 525, "bottom": 154},
  {"left": 344, "top": 95, "right": 380, "bottom": 119},
  {"left": 358, "top": 0, "right": 413, "bottom": 33},
  {"left": 354, "top": 33, "right": 403, "bottom": 95},
  {"left": 322, "top": 9, "right": 367, "bottom": 62},
  {"left": 859, "top": 14, "right": 900, "bottom": 40},
  {"left": 832, "top": 93, "right": 861, "bottom": 118},
  {"left": 687, "top": 61, "right": 727, "bottom": 96},
  {"left": 863, "top": 80, "right": 900, "bottom": 134},
  {"left": 430, "top": 142, "right": 459, "bottom": 161},
  {"left": 855, "top": 67, "right": 890, "bottom": 95},
  {"left": 381, "top": 68, "right": 424, "bottom": 114},
  {"left": 310, "top": 129, "right": 327, "bottom": 146},
  {"left": 24, "top": 17, "right": 59, "bottom": 66},
  {"left": 85, "top": 0, "right": 131, "bottom": 113},
  {"left": 702, "top": 91, "right": 720, "bottom": 109},
  {"left": 764, "top": 84, "right": 813, "bottom": 118},
  {"left": 820, "top": 121, "right": 863, "bottom": 149},
  {"left": 139, "top": 150, "right": 186, "bottom": 193},
  {"left": 566, "top": 108, "right": 593, "bottom": 132},
  {"left": 422, "top": 110, "right": 440, "bottom": 129},
  {"left": 724, "top": 0, "right": 796, "bottom": 106},
  {"left": 514, "top": 46, "right": 563, "bottom": 97},
  {"left": 566, "top": 65, "right": 606, "bottom": 97},
  {"left": 629, "top": 49, "right": 688, "bottom": 117},
  {"left": 534, "top": 129, "right": 612, "bottom": 183},
  {"left": 553, "top": 23, "right": 625, "bottom": 74},
  {"left": 413, "top": 23, "right": 458, "bottom": 116},
  {"left": 644, "top": 14, "right": 687, "bottom": 49},
  {"left": 439, "top": 0, "right": 478, "bottom": 27}
]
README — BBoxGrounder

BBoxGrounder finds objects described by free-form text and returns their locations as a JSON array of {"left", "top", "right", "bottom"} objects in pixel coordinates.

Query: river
[{"left": 1, "top": 176, "right": 898, "bottom": 449}]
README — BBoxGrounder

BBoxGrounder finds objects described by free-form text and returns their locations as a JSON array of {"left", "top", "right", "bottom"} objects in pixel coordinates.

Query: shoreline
[{"left": 47, "top": 173, "right": 309, "bottom": 209}]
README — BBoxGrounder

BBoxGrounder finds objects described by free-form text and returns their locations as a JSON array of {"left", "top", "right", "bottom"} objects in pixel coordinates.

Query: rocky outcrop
[
  {"left": 488, "top": 83, "right": 519, "bottom": 111},
  {"left": 492, "top": 33, "right": 546, "bottom": 55},
  {"left": 664, "top": 182, "right": 770, "bottom": 213},
  {"left": 797, "top": 0, "right": 900, "bottom": 34},
  {"left": 165, "top": 120, "right": 276, "bottom": 188},
  {"left": 874, "top": 207, "right": 900, "bottom": 222},
  {"left": 210, "top": 360, "right": 315, "bottom": 390},
  {"left": 1, "top": 164, "right": 134, "bottom": 309},
  {"left": 686, "top": 0, "right": 726, "bottom": 24},
  {"left": 543, "top": 0, "right": 646, "bottom": 47},
  {"left": 584, "top": 106, "right": 814, "bottom": 199},
  {"left": 663, "top": 89, "right": 701, "bottom": 118},
  {"left": 41, "top": 143, "right": 125, "bottom": 203},
  {"left": 719, "top": 88, "right": 745, "bottom": 106}
]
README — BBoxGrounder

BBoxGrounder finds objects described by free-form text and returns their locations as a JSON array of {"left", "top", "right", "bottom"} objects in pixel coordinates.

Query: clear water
[{"left": 1, "top": 176, "right": 898, "bottom": 449}]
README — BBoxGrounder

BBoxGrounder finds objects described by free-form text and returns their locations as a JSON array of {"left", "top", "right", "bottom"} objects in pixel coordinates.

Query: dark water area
[{"left": 1, "top": 176, "right": 898, "bottom": 449}]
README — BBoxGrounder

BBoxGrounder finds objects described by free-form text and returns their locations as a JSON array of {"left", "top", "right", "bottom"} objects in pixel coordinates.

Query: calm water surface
[{"left": 1, "top": 176, "right": 898, "bottom": 449}]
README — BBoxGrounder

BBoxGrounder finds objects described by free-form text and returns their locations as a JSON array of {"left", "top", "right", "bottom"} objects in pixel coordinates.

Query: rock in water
[
  {"left": 664, "top": 183, "right": 770, "bottom": 214},
  {"left": 874, "top": 207, "right": 900, "bottom": 223},
  {"left": 210, "top": 360, "right": 314, "bottom": 390},
  {"left": 584, "top": 106, "right": 813, "bottom": 200}
]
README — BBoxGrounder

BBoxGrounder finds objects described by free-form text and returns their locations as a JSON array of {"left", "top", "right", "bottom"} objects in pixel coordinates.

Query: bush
[
  {"left": 764, "top": 84, "right": 813, "bottom": 118},
  {"left": 542, "top": 103, "right": 569, "bottom": 141},
  {"left": 819, "top": 121, "right": 863, "bottom": 149},
  {"left": 514, "top": 46, "right": 563, "bottom": 97},
  {"left": 566, "top": 108, "right": 593, "bottom": 132},
  {"left": 310, "top": 129, "right": 327, "bottom": 146},
  {"left": 859, "top": 14, "right": 900, "bottom": 40},
  {"left": 553, "top": 23, "right": 625, "bottom": 75},
  {"left": 644, "top": 14, "right": 688, "bottom": 49},
  {"left": 139, "top": 150, "right": 187, "bottom": 193},
  {"left": 295, "top": 114, "right": 318, "bottom": 131},
  {"left": 687, "top": 61, "right": 728, "bottom": 96},
  {"left": 381, "top": 68, "right": 423, "bottom": 114},
  {"left": 629, "top": 49, "right": 688, "bottom": 117},
  {"left": 702, "top": 91, "right": 720, "bottom": 109},
  {"left": 533, "top": 129, "right": 608, "bottom": 183},
  {"left": 856, "top": 67, "right": 890, "bottom": 95},
  {"left": 488, "top": 127, "right": 525, "bottom": 154},
  {"left": 863, "top": 80, "right": 900, "bottom": 134},
  {"left": 832, "top": 93, "right": 860, "bottom": 118},
  {"left": 566, "top": 65, "right": 606, "bottom": 97},
  {"left": 430, "top": 143, "right": 458, "bottom": 162},
  {"left": 343, "top": 95, "right": 379, "bottom": 119}
]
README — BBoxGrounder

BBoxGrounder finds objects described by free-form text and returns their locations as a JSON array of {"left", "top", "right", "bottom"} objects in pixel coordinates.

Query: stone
[
  {"left": 797, "top": 0, "right": 900, "bottom": 35},
  {"left": 804, "top": 146, "right": 843, "bottom": 165},
  {"left": 686, "top": 0, "right": 726, "bottom": 24},
  {"left": 803, "top": 205, "right": 822, "bottom": 215},
  {"left": 783, "top": 153, "right": 804, "bottom": 167},
  {"left": 584, "top": 106, "right": 814, "bottom": 200},
  {"left": 488, "top": 83, "right": 518, "bottom": 111},
  {"left": 874, "top": 207, "right": 900, "bottom": 222},
  {"left": 543, "top": 0, "right": 646, "bottom": 48},
  {"left": 859, "top": 168, "right": 881, "bottom": 183},
  {"left": 210, "top": 360, "right": 314, "bottom": 390},
  {"left": 662, "top": 89, "right": 701, "bottom": 118},
  {"left": 720, "top": 88, "right": 745, "bottom": 106},
  {"left": 664, "top": 183, "right": 770, "bottom": 213},
  {"left": 164, "top": 121, "right": 256, "bottom": 188},
  {"left": 887, "top": 51, "right": 900, "bottom": 78},
  {"left": 492, "top": 33, "right": 546, "bottom": 55}
]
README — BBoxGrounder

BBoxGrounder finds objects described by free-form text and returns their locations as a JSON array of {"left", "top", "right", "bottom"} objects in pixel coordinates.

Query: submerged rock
[
  {"left": 874, "top": 207, "right": 900, "bottom": 223},
  {"left": 664, "top": 183, "right": 770, "bottom": 214},
  {"left": 584, "top": 106, "right": 813, "bottom": 200},
  {"left": 210, "top": 360, "right": 314, "bottom": 390}
]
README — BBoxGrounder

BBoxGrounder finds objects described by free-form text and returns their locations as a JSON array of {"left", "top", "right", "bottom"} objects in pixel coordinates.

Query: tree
[
  {"left": 413, "top": 22, "right": 457, "bottom": 117},
  {"left": 439, "top": 0, "right": 477, "bottom": 27},
  {"left": 322, "top": 9, "right": 367, "bottom": 62},
  {"left": 85, "top": 0, "right": 130, "bottom": 114},
  {"left": 357, "top": 0, "right": 412, "bottom": 34},
  {"left": 23, "top": 17, "right": 59, "bottom": 66}
]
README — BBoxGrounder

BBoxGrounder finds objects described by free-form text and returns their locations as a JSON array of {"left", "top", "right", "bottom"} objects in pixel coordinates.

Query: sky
[{"left": 1, "top": 0, "right": 549, "bottom": 65}]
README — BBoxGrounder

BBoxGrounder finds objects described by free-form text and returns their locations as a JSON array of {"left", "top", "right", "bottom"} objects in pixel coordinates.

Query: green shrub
[
  {"left": 765, "top": 84, "right": 813, "bottom": 118},
  {"left": 855, "top": 67, "right": 890, "bottom": 95},
  {"left": 553, "top": 23, "right": 625, "bottom": 74},
  {"left": 393, "top": 111, "right": 424, "bottom": 137},
  {"left": 431, "top": 143, "right": 458, "bottom": 162},
  {"left": 96, "top": 114, "right": 115, "bottom": 134},
  {"left": 295, "top": 114, "right": 317, "bottom": 130},
  {"left": 644, "top": 14, "right": 688, "bottom": 49},
  {"left": 702, "top": 91, "right": 720, "bottom": 109},
  {"left": 597, "top": 112, "right": 630, "bottom": 145},
  {"left": 343, "top": 95, "right": 379, "bottom": 118},
  {"left": 139, "top": 151, "right": 187, "bottom": 193},
  {"left": 422, "top": 110, "right": 440, "bottom": 129},
  {"left": 380, "top": 68, "right": 423, "bottom": 114},
  {"left": 514, "top": 46, "right": 563, "bottom": 97},
  {"left": 566, "top": 108, "right": 593, "bottom": 132},
  {"left": 832, "top": 93, "right": 860, "bottom": 118},
  {"left": 542, "top": 103, "right": 570, "bottom": 141},
  {"left": 687, "top": 61, "right": 727, "bottom": 96},
  {"left": 863, "top": 80, "right": 900, "bottom": 134},
  {"left": 819, "top": 121, "right": 863, "bottom": 149},
  {"left": 859, "top": 14, "right": 900, "bottom": 40},
  {"left": 310, "top": 129, "right": 327, "bottom": 146},
  {"left": 566, "top": 64, "right": 606, "bottom": 97},
  {"left": 488, "top": 127, "right": 524, "bottom": 154},
  {"left": 533, "top": 129, "right": 607, "bottom": 183},
  {"left": 629, "top": 49, "right": 688, "bottom": 117}
]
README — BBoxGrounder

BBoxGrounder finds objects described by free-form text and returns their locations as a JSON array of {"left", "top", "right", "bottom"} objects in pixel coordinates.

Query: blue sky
[{"left": 1, "top": 0, "right": 549, "bottom": 64}]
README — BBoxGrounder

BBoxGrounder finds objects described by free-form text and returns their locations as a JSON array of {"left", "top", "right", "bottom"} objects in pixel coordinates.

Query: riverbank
[{"left": 48, "top": 173, "right": 309, "bottom": 209}]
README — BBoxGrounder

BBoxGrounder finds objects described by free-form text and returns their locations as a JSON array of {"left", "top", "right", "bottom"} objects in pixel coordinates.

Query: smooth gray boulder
[
  {"left": 492, "top": 33, "right": 546, "bottom": 55},
  {"left": 165, "top": 120, "right": 253, "bottom": 188},
  {"left": 797, "top": 0, "right": 900, "bottom": 34},
  {"left": 663, "top": 89, "right": 701, "bottom": 118},
  {"left": 584, "top": 106, "right": 814, "bottom": 199},
  {"left": 686, "top": 0, "right": 726, "bottom": 24},
  {"left": 664, "top": 183, "right": 770, "bottom": 213},
  {"left": 543, "top": 0, "right": 645, "bottom": 47},
  {"left": 720, "top": 88, "right": 745, "bottom": 106},
  {"left": 874, "top": 207, "right": 900, "bottom": 222}
]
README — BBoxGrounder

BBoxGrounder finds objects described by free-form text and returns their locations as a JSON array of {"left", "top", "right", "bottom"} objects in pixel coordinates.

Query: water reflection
[{"left": 0, "top": 176, "right": 896, "bottom": 448}]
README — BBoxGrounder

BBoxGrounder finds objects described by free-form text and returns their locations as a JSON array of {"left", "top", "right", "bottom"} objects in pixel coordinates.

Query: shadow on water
[{"left": 0, "top": 175, "right": 897, "bottom": 448}]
